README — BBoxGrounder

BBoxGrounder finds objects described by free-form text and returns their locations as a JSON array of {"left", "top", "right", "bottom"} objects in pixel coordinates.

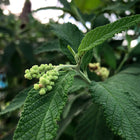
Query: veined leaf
[
  {"left": 34, "top": 40, "right": 60, "bottom": 55},
  {"left": 52, "top": 23, "right": 83, "bottom": 53},
  {"left": 80, "top": 49, "right": 93, "bottom": 71},
  {"left": 68, "top": 77, "right": 88, "bottom": 93},
  {"left": 0, "top": 87, "right": 32, "bottom": 116},
  {"left": 78, "top": 14, "right": 140, "bottom": 56},
  {"left": 13, "top": 71, "right": 75, "bottom": 140},
  {"left": 75, "top": 103, "right": 114, "bottom": 140},
  {"left": 56, "top": 93, "right": 90, "bottom": 140},
  {"left": 90, "top": 65, "right": 140, "bottom": 140}
]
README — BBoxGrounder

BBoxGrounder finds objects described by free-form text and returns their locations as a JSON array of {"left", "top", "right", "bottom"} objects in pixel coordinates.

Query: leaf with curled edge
[
  {"left": 78, "top": 14, "right": 140, "bottom": 56},
  {"left": 13, "top": 71, "right": 75, "bottom": 140}
]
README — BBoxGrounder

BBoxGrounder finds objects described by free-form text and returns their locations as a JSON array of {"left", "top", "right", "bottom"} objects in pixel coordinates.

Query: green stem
[
  {"left": 55, "top": 64, "right": 91, "bottom": 84},
  {"left": 115, "top": 53, "right": 129, "bottom": 74},
  {"left": 32, "top": 6, "right": 72, "bottom": 14},
  {"left": 78, "top": 70, "right": 91, "bottom": 84},
  {"left": 71, "top": 6, "right": 89, "bottom": 31},
  {"left": 55, "top": 64, "right": 77, "bottom": 71},
  {"left": 115, "top": 35, "right": 132, "bottom": 74}
]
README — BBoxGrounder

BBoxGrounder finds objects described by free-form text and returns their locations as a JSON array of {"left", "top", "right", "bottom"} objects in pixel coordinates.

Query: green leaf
[
  {"left": 2, "top": 42, "right": 16, "bottom": 64},
  {"left": 34, "top": 40, "right": 60, "bottom": 55},
  {"left": 69, "top": 77, "right": 88, "bottom": 93},
  {"left": 56, "top": 93, "right": 90, "bottom": 140},
  {"left": 75, "top": 103, "right": 114, "bottom": 140},
  {"left": 92, "top": 14, "right": 109, "bottom": 28},
  {"left": 81, "top": 50, "right": 93, "bottom": 71},
  {"left": 59, "top": 39, "right": 75, "bottom": 63},
  {"left": 74, "top": 0, "right": 102, "bottom": 13},
  {"left": 52, "top": 23, "right": 83, "bottom": 53},
  {"left": 0, "top": 26, "right": 13, "bottom": 36},
  {"left": 90, "top": 65, "right": 140, "bottom": 140},
  {"left": 103, "top": 0, "right": 139, "bottom": 13},
  {"left": 0, "top": 87, "right": 32, "bottom": 116},
  {"left": 13, "top": 71, "right": 75, "bottom": 140},
  {"left": 78, "top": 14, "right": 140, "bottom": 56},
  {"left": 102, "top": 43, "right": 116, "bottom": 69},
  {"left": 19, "top": 41, "right": 34, "bottom": 64},
  {"left": 59, "top": 0, "right": 71, "bottom": 11}
]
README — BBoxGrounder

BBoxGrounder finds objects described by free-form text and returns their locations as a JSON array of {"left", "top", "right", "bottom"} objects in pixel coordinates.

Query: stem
[
  {"left": 72, "top": 6, "right": 89, "bottom": 31},
  {"left": 55, "top": 64, "right": 77, "bottom": 71},
  {"left": 55, "top": 64, "right": 91, "bottom": 84},
  {"left": 32, "top": 6, "right": 72, "bottom": 14},
  {"left": 78, "top": 70, "right": 91, "bottom": 84},
  {"left": 115, "top": 53, "right": 129, "bottom": 74},
  {"left": 32, "top": 6, "right": 89, "bottom": 32}
]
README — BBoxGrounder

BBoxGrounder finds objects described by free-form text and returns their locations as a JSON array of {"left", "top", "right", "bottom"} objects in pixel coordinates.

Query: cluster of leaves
[{"left": 0, "top": 0, "right": 140, "bottom": 140}]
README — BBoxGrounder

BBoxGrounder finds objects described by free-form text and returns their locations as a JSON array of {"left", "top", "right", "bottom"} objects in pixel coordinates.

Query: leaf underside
[
  {"left": 90, "top": 65, "right": 140, "bottom": 140},
  {"left": 78, "top": 14, "right": 140, "bottom": 55},
  {"left": 34, "top": 40, "right": 60, "bottom": 55},
  {"left": 13, "top": 71, "right": 75, "bottom": 140}
]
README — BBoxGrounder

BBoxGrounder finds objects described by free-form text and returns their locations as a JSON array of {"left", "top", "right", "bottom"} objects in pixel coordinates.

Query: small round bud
[
  {"left": 30, "top": 69, "right": 37, "bottom": 74},
  {"left": 39, "top": 64, "right": 45, "bottom": 71},
  {"left": 47, "top": 86, "right": 52, "bottom": 91},
  {"left": 24, "top": 73, "right": 32, "bottom": 80},
  {"left": 39, "top": 77, "right": 47, "bottom": 85},
  {"left": 32, "top": 65, "right": 38, "bottom": 70},
  {"left": 50, "top": 81, "right": 54, "bottom": 86},
  {"left": 36, "top": 74, "right": 41, "bottom": 79},
  {"left": 99, "top": 67, "right": 109, "bottom": 80},
  {"left": 32, "top": 74, "right": 37, "bottom": 78},
  {"left": 39, "top": 88, "right": 46, "bottom": 95},
  {"left": 25, "top": 69, "right": 30, "bottom": 74},
  {"left": 49, "top": 63, "right": 52, "bottom": 67},
  {"left": 45, "top": 79, "right": 50, "bottom": 84},
  {"left": 34, "top": 84, "right": 40, "bottom": 90},
  {"left": 39, "top": 84, "right": 43, "bottom": 88},
  {"left": 47, "top": 75, "right": 53, "bottom": 80},
  {"left": 53, "top": 76, "right": 58, "bottom": 80}
]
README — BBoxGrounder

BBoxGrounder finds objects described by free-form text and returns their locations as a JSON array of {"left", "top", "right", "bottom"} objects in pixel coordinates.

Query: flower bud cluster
[
  {"left": 24, "top": 64, "right": 59, "bottom": 95},
  {"left": 24, "top": 64, "right": 55, "bottom": 80},
  {"left": 88, "top": 63, "right": 109, "bottom": 80}
]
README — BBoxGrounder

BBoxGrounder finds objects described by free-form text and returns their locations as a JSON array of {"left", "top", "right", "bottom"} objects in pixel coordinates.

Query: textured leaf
[
  {"left": 59, "top": 39, "right": 75, "bottom": 63},
  {"left": 52, "top": 23, "right": 83, "bottom": 53},
  {"left": 34, "top": 40, "right": 60, "bottom": 55},
  {"left": 81, "top": 50, "right": 93, "bottom": 71},
  {"left": 69, "top": 77, "right": 88, "bottom": 93},
  {"left": 78, "top": 14, "right": 140, "bottom": 56},
  {"left": 0, "top": 87, "right": 32, "bottom": 116},
  {"left": 75, "top": 103, "right": 114, "bottom": 140},
  {"left": 13, "top": 71, "right": 75, "bottom": 140},
  {"left": 92, "top": 14, "right": 109, "bottom": 28},
  {"left": 90, "top": 65, "right": 140, "bottom": 140},
  {"left": 56, "top": 93, "right": 89, "bottom": 140}
]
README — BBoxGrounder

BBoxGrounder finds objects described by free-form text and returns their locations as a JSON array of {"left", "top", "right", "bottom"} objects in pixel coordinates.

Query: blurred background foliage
[{"left": 0, "top": 0, "right": 140, "bottom": 139}]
